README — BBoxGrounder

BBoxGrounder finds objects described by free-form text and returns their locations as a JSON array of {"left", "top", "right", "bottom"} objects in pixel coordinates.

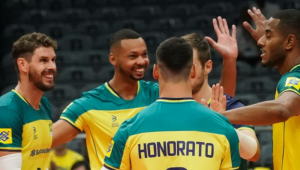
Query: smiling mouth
[{"left": 260, "top": 48, "right": 266, "bottom": 57}]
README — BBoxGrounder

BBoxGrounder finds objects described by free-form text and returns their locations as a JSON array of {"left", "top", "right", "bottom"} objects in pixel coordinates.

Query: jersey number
[{"left": 167, "top": 168, "right": 187, "bottom": 170}]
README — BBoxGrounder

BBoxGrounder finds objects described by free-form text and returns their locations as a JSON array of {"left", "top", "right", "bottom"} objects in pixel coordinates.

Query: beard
[
  {"left": 262, "top": 44, "right": 287, "bottom": 68},
  {"left": 192, "top": 72, "right": 205, "bottom": 95},
  {"left": 29, "top": 68, "right": 56, "bottom": 92}
]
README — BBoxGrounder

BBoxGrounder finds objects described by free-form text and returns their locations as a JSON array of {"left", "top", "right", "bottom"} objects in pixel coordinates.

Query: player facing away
[
  {"left": 220, "top": 9, "right": 300, "bottom": 170},
  {"left": 52, "top": 28, "right": 238, "bottom": 170},
  {"left": 101, "top": 37, "right": 240, "bottom": 170},
  {"left": 0, "top": 33, "right": 57, "bottom": 170},
  {"left": 182, "top": 31, "right": 260, "bottom": 170}
]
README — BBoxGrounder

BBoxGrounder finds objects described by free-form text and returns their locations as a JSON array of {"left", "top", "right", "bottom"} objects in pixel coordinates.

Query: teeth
[
  {"left": 135, "top": 68, "right": 144, "bottom": 72},
  {"left": 45, "top": 75, "right": 53, "bottom": 78}
]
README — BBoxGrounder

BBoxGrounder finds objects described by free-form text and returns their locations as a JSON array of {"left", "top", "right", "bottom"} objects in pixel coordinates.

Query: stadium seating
[
  {"left": 58, "top": 35, "right": 94, "bottom": 51},
  {"left": 39, "top": 23, "right": 73, "bottom": 39},
  {"left": 75, "top": 21, "right": 110, "bottom": 36}
]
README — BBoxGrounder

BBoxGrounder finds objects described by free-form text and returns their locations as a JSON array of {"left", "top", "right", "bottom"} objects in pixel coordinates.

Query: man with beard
[
  {"left": 0, "top": 32, "right": 57, "bottom": 170},
  {"left": 52, "top": 28, "right": 238, "bottom": 170},
  {"left": 220, "top": 8, "right": 300, "bottom": 170},
  {"left": 181, "top": 29, "right": 260, "bottom": 170}
]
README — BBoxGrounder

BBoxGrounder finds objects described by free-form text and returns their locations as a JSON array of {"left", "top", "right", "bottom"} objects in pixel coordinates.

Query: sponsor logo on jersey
[
  {"left": 0, "top": 128, "right": 12, "bottom": 144},
  {"left": 30, "top": 148, "right": 51, "bottom": 157},
  {"left": 285, "top": 77, "right": 300, "bottom": 90},
  {"left": 106, "top": 140, "right": 115, "bottom": 157},
  {"left": 112, "top": 115, "right": 119, "bottom": 127},
  {"left": 33, "top": 126, "right": 38, "bottom": 140}
]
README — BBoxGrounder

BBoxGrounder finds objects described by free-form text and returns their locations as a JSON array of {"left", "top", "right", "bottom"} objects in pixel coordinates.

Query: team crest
[
  {"left": 285, "top": 77, "right": 300, "bottom": 90},
  {"left": 106, "top": 140, "right": 114, "bottom": 157},
  {"left": 0, "top": 128, "right": 12, "bottom": 144}
]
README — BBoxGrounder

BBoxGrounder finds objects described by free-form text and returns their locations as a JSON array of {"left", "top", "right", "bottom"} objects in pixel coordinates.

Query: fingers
[
  {"left": 247, "top": 9, "right": 259, "bottom": 23},
  {"left": 219, "top": 84, "right": 223, "bottom": 102},
  {"left": 200, "top": 99, "right": 209, "bottom": 108},
  {"left": 223, "top": 19, "right": 230, "bottom": 34},
  {"left": 205, "top": 36, "right": 217, "bottom": 48},
  {"left": 243, "top": 21, "right": 255, "bottom": 35},
  {"left": 211, "top": 84, "right": 216, "bottom": 101},
  {"left": 232, "top": 25, "right": 236, "bottom": 39},
  {"left": 215, "top": 84, "right": 220, "bottom": 102},
  {"left": 217, "top": 16, "right": 225, "bottom": 33},
  {"left": 254, "top": 7, "right": 266, "bottom": 21},
  {"left": 222, "top": 95, "right": 227, "bottom": 110},
  {"left": 212, "top": 18, "right": 221, "bottom": 35}
]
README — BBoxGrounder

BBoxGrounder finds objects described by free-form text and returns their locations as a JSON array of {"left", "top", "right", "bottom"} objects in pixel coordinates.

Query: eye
[
  {"left": 130, "top": 55, "right": 137, "bottom": 58},
  {"left": 41, "top": 59, "right": 47, "bottom": 62},
  {"left": 142, "top": 53, "right": 148, "bottom": 57},
  {"left": 52, "top": 58, "right": 56, "bottom": 62}
]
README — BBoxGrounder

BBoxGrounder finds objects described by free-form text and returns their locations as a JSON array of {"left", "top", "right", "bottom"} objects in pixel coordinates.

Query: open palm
[{"left": 205, "top": 17, "right": 238, "bottom": 60}]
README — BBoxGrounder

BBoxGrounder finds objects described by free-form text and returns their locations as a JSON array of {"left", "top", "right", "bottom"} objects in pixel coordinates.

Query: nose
[
  {"left": 137, "top": 55, "right": 148, "bottom": 65},
  {"left": 48, "top": 60, "right": 57, "bottom": 71},
  {"left": 257, "top": 35, "right": 265, "bottom": 48}
]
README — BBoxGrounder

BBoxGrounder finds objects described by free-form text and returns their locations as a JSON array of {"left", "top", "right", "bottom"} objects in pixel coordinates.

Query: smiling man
[
  {"left": 221, "top": 9, "right": 300, "bottom": 170},
  {"left": 0, "top": 32, "right": 57, "bottom": 170}
]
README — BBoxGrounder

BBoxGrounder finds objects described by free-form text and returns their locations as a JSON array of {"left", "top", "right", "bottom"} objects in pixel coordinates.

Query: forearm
[
  {"left": 235, "top": 130, "right": 258, "bottom": 160},
  {"left": 52, "top": 120, "right": 79, "bottom": 148},
  {"left": 219, "top": 58, "right": 236, "bottom": 97},
  {"left": 222, "top": 101, "right": 290, "bottom": 125},
  {"left": 0, "top": 153, "right": 22, "bottom": 170}
]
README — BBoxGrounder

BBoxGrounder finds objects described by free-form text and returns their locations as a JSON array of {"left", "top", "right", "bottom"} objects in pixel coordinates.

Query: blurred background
[{"left": 1, "top": 0, "right": 300, "bottom": 169}]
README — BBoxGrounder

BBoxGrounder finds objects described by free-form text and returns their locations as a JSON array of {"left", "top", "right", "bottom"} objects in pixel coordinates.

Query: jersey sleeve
[
  {"left": 60, "top": 99, "right": 86, "bottom": 132},
  {"left": 103, "top": 121, "right": 130, "bottom": 170},
  {"left": 221, "top": 124, "right": 240, "bottom": 170},
  {"left": 227, "top": 100, "right": 255, "bottom": 132},
  {"left": 277, "top": 73, "right": 300, "bottom": 96},
  {"left": 0, "top": 107, "right": 23, "bottom": 151}
]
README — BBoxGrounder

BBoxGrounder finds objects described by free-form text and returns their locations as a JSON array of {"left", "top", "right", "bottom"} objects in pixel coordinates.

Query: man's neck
[
  {"left": 109, "top": 73, "right": 139, "bottom": 100},
  {"left": 54, "top": 149, "right": 67, "bottom": 157},
  {"left": 15, "top": 81, "right": 43, "bottom": 110},
  {"left": 277, "top": 51, "right": 300, "bottom": 75},
  {"left": 159, "top": 81, "right": 192, "bottom": 98},
  {"left": 192, "top": 82, "right": 212, "bottom": 104}
]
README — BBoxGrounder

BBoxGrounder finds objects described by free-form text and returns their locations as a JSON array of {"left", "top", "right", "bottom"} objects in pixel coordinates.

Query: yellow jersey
[
  {"left": 49, "top": 149, "right": 84, "bottom": 170},
  {"left": 273, "top": 64, "right": 300, "bottom": 170},
  {"left": 0, "top": 90, "right": 53, "bottom": 170}
]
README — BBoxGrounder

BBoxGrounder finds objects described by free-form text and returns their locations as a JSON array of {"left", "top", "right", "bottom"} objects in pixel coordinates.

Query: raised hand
[
  {"left": 210, "top": 84, "right": 227, "bottom": 112},
  {"left": 243, "top": 7, "right": 267, "bottom": 41},
  {"left": 205, "top": 16, "right": 238, "bottom": 60}
]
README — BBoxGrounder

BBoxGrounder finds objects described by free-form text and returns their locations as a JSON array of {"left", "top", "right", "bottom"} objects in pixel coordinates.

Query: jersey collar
[{"left": 105, "top": 81, "right": 140, "bottom": 99}]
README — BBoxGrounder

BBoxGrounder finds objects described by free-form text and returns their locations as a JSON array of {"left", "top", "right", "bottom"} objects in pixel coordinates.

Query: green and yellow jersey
[
  {"left": 48, "top": 149, "right": 84, "bottom": 170},
  {"left": 60, "top": 80, "right": 159, "bottom": 170},
  {"left": 273, "top": 64, "right": 300, "bottom": 170},
  {"left": 103, "top": 98, "right": 240, "bottom": 170},
  {"left": 0, "top": 90, "right": 53, "bottom": 170}
]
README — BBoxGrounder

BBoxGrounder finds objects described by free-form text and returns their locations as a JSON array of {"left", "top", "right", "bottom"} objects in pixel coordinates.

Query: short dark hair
[
  {"left": 12, "top": 32, "right": 57, "bottom": 75},
  {"left": 71, "top": 161, "right": 90, "bottom": 170},
  {"left": 110, "top": 29, "right": 141, "bottom": 48},
  {"left": 272, "top": 9, "right": 300, "bottom": 42},
  {"left": 156, "top": 37, "right": 193, "bottom": 82},
  {"left": 181, "top": 33, "right": 211, "bottom": 67}
]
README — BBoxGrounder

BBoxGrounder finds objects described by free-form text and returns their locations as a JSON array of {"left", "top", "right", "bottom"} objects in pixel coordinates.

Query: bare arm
[
  {"left": 238, "top": 129, "right": 260, "bottom": 162},
  {"left": 221, "top": 91, "right": 299, "bottom": 125},
  {"left": 205, "top": 17, "right": 238, "bottom": 97},
  {"left": 51, "top": 120, "right": 80, "bottom": 148}
]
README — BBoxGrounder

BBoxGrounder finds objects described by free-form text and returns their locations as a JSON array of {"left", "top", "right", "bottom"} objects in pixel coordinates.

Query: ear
[
  {"left": 109, "top": 53, "right": 116, "bottom": 66},
  {"left": 190, "top": 64, "right": 196, "bottom": 79},
  {"left": 17, "top": 58, "right": 29, "bottom": 74},
  {"left": 153, "top": 64, "right": 159, "bottom": 79},
  {"left": 204, "top": 60, "right": 212, "bottom": 75},
  {"left": 285, "top": 34, "right": 296, "bottom": 50}
]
